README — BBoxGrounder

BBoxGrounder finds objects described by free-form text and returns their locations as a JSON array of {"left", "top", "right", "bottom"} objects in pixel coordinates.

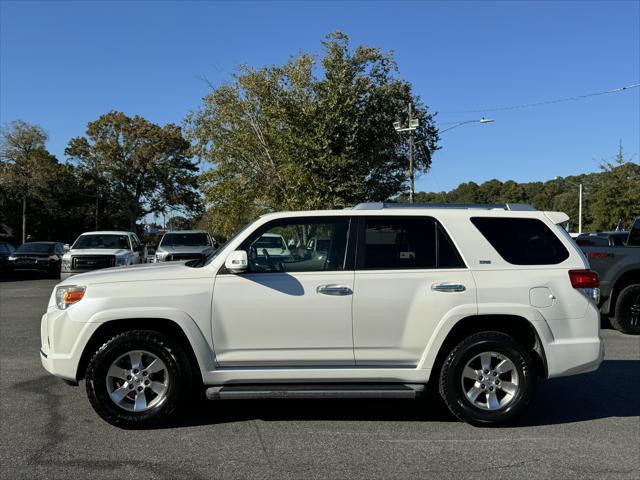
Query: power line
[{"left": 440, "top": 82, "right": 640, "bottom": 114}]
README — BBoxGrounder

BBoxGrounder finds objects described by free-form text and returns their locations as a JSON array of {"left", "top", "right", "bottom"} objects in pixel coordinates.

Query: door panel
[
  {"left": 212, "top": 271, "right": 355, "bottom": 366},
  {"left": 353, "top": 269, "right": 476, "bottom": 365},
  {"left": 352, "top": 215, "right": 476, "bottom": 365},
  {"left": 211, "top": 215, "right": 355, "bottom": 367}
]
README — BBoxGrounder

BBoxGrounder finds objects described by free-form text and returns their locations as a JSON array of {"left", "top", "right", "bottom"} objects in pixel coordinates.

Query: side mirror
[
  {"left": 225, "top": 250, "right": 248, "bottom": 273},
  {"left": 63, "top": 244, "right": 70, "bottom": 253}
]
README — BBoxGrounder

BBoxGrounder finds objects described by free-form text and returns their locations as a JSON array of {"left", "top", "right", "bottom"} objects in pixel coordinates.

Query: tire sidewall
[
  {"left": 441, "top": 334, "right": 536, "bottom": 426},
  {"left": 613, "top": 285, "right": 640, "bottom": 335},
  {"left": 86, "top": 331, "right": 188, "bottom": 428}
]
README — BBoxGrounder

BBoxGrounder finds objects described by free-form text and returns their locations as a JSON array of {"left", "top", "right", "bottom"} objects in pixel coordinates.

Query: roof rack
[{"left": 350, "top": 202, "right": 537, "bottom": 211}]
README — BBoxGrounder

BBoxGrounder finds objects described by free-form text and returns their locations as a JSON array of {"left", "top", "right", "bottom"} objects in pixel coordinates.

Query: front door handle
[
  {"left": 431, "top": 283, "right": 466, "bottom": 293},
  {"left": 317, "top": 285, "right": 353, "bottom": 296}
]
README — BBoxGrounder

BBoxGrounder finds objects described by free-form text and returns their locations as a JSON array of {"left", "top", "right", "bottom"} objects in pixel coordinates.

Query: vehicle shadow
[{"left": 165, "top": 359, "right": 640, "bottom": 429}]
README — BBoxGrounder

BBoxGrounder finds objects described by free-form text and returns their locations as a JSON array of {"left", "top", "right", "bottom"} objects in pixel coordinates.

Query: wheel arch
[
  {"left": 76, "top": 317, "right": 212, "bottom": 383},
  {"left": 423, "top": 314, "right": 548, "bottom": 380}
]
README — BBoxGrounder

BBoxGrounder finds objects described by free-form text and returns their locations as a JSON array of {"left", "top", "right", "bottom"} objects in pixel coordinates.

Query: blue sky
[{"left": 1, "top": 0, "right": 639, "bottom": 193}]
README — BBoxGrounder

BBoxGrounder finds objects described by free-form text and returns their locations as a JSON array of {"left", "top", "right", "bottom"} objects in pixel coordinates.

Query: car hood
[
  {"left": 66, "top": 248, "right": 130, "bottom": 258},
  {"left": 58, "top": 261, "right": 208, "bottom": 286}
]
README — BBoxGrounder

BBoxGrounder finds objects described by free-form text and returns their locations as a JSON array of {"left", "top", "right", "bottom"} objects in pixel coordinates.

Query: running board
[{"left": 205, "top": 383, "right": 426, "bottom": 401}]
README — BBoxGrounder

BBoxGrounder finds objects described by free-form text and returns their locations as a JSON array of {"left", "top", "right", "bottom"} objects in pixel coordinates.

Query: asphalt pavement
[{"left": 1, "top": 278, "right": 638, "bottom": 479}]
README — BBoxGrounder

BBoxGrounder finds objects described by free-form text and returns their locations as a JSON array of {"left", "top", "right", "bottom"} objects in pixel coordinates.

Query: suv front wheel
[
  {"left": 438, "top": 331, "right": 536, "bottom": 426},
  {"left": 85, "top": 330, "right": 192, "bottom": 429}
]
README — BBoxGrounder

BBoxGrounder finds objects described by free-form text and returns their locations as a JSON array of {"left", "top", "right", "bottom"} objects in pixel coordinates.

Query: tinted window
[
  {"left": 611, "top": 234, "right": 627, "bottom": 246},
  {"left": 16, "top": 242, "right": 54, "bottom": 254},
  {"left": 471, "top": 217, "right": 570, "bottom": 265},
  {"left": 0, "top": 244, "right": 9, "bottom": 253},
  {"left": 362, "top": 217, "right": 436, "bottom": 269},
  {"left": 242, "top": 217, "right": 349, "bottom": 273},
  {"left": 360, "top": 217, "right": 464, "bottom": 270},
  {"left": 161, "top": 233, "right": 210, "bottom": 247},
  {"left": 576, "top": 236, "right": 610, "bottom": 247}
]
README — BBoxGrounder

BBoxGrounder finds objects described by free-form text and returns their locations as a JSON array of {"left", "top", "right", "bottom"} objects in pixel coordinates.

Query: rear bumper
[
  {"left": 540, "top": 302, "right": 605, "bottom": 378},
  {"left": 544, "top": 336, "right": 604, "bottom": 378}
]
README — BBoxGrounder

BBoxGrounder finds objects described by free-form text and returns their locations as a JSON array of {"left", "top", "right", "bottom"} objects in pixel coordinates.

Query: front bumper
[{"left": 40, "top": 309, "right": 100, "bottom": 381}]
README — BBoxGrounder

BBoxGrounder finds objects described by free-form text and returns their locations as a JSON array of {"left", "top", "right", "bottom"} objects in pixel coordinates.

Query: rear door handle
[
  {"left": 317, "top": 285, "right": 353, "bottom": 296},
  {"left": 431, "top": 283, "right": 466, "bottom": 293}
]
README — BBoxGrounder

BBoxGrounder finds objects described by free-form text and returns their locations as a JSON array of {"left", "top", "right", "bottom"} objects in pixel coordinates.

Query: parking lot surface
[{"left": 0, "top": 278, "right": 638, "bottom": 479}]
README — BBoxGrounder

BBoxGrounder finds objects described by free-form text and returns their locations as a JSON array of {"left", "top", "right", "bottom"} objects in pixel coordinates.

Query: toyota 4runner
[{"left": 41, "top": 203, "right": 604, "bottom": 428}]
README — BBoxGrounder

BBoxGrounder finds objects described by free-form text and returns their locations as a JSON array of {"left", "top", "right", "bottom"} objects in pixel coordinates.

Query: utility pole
[
  {"left": 578, "top": 183, "right": 583, "bottom": 234},
  {"left": 408, "top": 103, "right": 414, "bottom": 204},
  {"left": 394, "top": 103, "right": 419, "bottom": 203}
]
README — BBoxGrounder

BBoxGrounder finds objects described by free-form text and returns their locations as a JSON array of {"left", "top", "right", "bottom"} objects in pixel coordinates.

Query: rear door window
[
  {"left": 471, "top": 217, "right": 569, "bottom": 265},
  {"left": 358, "top": 216, "right": 465, "bottom": 270}
]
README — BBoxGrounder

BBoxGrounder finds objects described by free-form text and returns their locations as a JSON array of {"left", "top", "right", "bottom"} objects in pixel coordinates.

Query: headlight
[
  {"left": 115, "top": 257, "right": 128, "bottom": 266},
  {"left": 62, "top": 258, "right": 71, "bottom": 270},
  {"left": 155, "top": 252, "right": 168, "bottom": 261},
  {"left": 55, "top": 286, "right": 86, "bottom": 310},
  {"left": 8, "top": 256, "right": 17, "bottom": 261}
]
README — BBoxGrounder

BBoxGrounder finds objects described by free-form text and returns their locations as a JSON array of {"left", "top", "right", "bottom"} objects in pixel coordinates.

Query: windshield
[
  {"left": 161, "top": 233, "right": 210, "bottom": 247},
  {"left": 73, "top": 234, "right": 130, "bottom": 250},
  {"left": 16, "top": 242, "right": 54, "bottom": 254}
]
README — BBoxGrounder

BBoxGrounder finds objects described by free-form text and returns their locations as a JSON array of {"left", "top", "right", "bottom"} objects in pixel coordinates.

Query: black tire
[
  {"left": 610, "top": 284, "right": 640, "bottom": 335},
  {"left": 85, "top": 329, "right": 192, "bottom": 429},
  {"left": 438, "top": 331, "right": 536, "bottom": 427}
]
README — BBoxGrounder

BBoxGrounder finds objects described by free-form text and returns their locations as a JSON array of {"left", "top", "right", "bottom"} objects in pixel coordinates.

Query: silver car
[{"left": 153, "top": 230, "right": 217, "bottom": 263}]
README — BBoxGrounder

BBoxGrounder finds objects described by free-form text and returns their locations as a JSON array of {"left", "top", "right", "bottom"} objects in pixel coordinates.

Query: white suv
[{"left": 41, "top": 203, "right": 603, "bottom": 428}]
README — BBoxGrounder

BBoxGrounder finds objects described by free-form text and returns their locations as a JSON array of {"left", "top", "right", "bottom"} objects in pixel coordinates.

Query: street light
[{"left": 439, "top": 117, "right": 495, "bottom": 134}]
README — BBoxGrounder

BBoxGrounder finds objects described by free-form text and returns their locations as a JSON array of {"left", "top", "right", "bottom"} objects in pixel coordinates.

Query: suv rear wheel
[
  {"left": 85, "top": 329, "right": 192, "bottom": 429},
  {"left": 438, "top": 331, "right": 536, "bottom": 426}
]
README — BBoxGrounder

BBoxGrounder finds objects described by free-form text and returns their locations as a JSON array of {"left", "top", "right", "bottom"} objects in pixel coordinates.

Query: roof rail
[{"left": 350, "top": 202, "right": 537, "bottom": 211}]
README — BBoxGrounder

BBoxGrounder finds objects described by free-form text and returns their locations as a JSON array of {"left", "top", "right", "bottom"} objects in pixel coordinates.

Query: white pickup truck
[{"left": 61, "top": 231, "right": 146, "bottom": 280}]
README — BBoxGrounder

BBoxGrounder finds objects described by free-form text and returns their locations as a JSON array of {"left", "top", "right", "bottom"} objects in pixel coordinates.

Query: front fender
[{"left": 87, "top": 307, "right": 216, "bottom": 377}]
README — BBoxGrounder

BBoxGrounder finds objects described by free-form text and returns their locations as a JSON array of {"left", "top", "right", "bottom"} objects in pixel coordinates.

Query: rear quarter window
[{"left": 471, "top": 217, "right": 570, "bottom": 265}]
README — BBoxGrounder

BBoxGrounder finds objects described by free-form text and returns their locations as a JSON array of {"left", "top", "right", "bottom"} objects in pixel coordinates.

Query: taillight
[
  {"left": 568, "top": 269, "right": 599, "bottom": 289},
  {"left": 569, "top": 269, "right": 600, "bottom": 304}
]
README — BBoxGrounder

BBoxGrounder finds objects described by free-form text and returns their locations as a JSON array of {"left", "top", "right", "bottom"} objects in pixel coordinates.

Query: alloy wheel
[
  {"left": 105, "top": 350, "right": 169, "bottom": 412},
  {"left": 461, "top": 351, "right": 520, "bottom": 411}
]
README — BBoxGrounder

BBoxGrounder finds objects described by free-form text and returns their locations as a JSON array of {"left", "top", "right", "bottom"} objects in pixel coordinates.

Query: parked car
[
  {"left": 153, "top": 230, "right": 216, "bottom": 263},
  {"left": 0, "top": 241, "right": 16, "bottom": 274},
  {"left": 7, "top": 241, "right": 64, "bottom": 278},
  {"left": 61, "top": 231, "right": 146, "bottom": 280},
  {"left": 577, "top": 217, "right": 640, "bottom": 334},
  {"left": 41, "top": 203, "right": 603, "bottom": 429}
]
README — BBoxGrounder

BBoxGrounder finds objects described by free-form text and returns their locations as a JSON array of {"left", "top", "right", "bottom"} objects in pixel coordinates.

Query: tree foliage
[
  {"left": 400, "top": 143, "right": 639, "bottom": 232},
  {"left": 186, "top": 31, "right": 439, "bottom": 237},
  {"left": 0, "top": 120, "right": 106, "bottom": 243},
  {"left": 66, "top": 111, "right": 201, "bottom": 230}
]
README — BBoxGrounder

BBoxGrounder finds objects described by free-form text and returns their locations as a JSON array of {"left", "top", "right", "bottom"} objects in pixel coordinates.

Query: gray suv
[{"left": 154, "top": 230, "right": 217, "bottom": 263}]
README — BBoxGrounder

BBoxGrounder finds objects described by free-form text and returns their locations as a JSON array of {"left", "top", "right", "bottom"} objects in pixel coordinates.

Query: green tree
[
  {"left": 186, "top": 31, "right": 439, "bottom": 237},
  {"left": 590, "top": 143, "right": 640, "bottom": 230},
  {"left": 0, "top": 120, "right": 56, "bottom": 242},
  {"left": 66, "top": 111, "right": 201, "bottom": 231}
]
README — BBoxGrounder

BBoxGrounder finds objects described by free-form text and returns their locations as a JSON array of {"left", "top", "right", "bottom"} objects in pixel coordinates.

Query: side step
[{"left": 205, "top": 383, "right": 426, "bottom": 401}]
